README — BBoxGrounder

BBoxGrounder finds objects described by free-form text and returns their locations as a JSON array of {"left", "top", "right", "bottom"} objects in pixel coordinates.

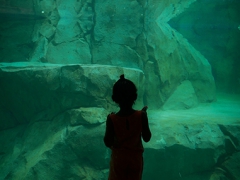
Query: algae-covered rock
[{"left": 66, "top": 107, "right": 108, "bottom": 126}]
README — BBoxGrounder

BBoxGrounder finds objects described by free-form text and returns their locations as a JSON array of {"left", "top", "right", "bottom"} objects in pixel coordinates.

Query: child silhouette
[{"left": 104, "top": 74, "right": 151, "bottom": 180}]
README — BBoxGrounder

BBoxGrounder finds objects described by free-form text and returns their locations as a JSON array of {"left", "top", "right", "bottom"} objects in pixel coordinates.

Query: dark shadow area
[{"left": 0, "top": 18, "right": 36, "bottom": 62}]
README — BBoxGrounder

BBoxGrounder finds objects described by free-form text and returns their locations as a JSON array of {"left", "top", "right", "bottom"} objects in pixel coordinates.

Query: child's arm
[
  {"left": 141, "top": 107, "right": 151, "bottom": 142},
  {"left": 103, "top": 115, "right": 114, "bottom": 148}
]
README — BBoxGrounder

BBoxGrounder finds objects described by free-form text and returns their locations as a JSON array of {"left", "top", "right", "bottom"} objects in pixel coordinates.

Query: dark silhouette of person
[{"left": 104, "top": 74, "right": 151, "bottom": 180}]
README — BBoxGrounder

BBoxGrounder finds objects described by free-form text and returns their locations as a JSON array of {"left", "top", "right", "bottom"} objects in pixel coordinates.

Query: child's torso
[{"left": 110, "top": 110, "right": 143, "bottom": 152}]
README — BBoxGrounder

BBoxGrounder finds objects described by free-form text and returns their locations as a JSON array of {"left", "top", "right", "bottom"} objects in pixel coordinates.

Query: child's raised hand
[{"left": 141, "top": 106, "right": 148, "bottom": 112}]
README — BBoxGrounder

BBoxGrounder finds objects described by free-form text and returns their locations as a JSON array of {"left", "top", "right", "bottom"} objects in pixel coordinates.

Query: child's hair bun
[{"left": 120, "top": 74, "right": 125, "bottom": 80}]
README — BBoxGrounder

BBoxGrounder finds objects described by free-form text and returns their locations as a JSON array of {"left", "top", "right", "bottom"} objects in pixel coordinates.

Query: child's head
[{"left": 112, "top": 74, "right": 137, "bottom": 108}]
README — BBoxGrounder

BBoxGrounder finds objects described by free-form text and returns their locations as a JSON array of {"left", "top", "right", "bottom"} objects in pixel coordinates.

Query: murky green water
[{"left": 0, "top": 1, "right": 240, "bottom": 179}]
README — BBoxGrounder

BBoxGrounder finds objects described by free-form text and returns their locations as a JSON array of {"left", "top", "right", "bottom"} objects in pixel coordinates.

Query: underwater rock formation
[
  {"left": 0, "top": 64, "right": 240, "bottom": 180},
  {"left": 0, "top": 63, "right": 144, "bottom": 130},
  {"left": 163, "top": 80, "right": 198, "bottom": 110},
  {"left": 0, "top": 0, "right": 239, "bottom": 179},
  {"left": 143, "top": 121, "right": 240, "bottom": 180},
  {"left": 0, "top": 0, "right": 217, "bottom": 108},
  {"left": 0, "top": 63, "right": 143, "bottom": 178},
  {"left": 169, "top": 0, "right": 240, "bottom": 94},
  {"left": 1, "top": 0, "right": 239, "bottom": 95}
]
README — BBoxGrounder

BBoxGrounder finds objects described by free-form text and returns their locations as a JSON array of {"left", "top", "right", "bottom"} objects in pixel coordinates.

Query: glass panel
[{"left": 0, "top": 0, "right": 240, "bottom": 180}]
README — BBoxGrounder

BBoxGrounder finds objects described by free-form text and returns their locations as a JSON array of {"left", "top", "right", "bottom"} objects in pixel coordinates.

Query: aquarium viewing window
[{"left": 0, "top": 0, "right": 240, "bottom": 180}]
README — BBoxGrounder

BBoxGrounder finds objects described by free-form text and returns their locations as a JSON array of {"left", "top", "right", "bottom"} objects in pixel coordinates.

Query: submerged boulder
[
  {"left": 66, "top": 107, "right": 108, "bottom": 126},
  {"left": 0, "top": 63, "right": 144, "bottom": 179},
  {"left": 0, "top": 63, "right": 145, "bottom": 130},
  {"left": 142, "top": 114, "right": 240, "bottom": 180},
  {"left": 163, "top": 80, "right": 198, "bottom": 110}
]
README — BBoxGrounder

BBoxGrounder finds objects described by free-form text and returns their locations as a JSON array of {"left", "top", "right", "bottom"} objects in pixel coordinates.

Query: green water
[{"left": 0, "top": 0, "right": 240, "bottom": 180}]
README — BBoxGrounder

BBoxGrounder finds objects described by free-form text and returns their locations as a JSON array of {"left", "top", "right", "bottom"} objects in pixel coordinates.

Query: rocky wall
[
  {"left": 3, "top": 1, "right": 238, "bottom": 179},
  {"left": 0, "top": 63, "right": 145, "bottom": 130},
  {"left": 169, "top": 0, "right": 240, "bottom": 93},
  {"left": 0, "top": 64, "right": 239, "bottom": 180},
  {"left": 0, "top": 0, "right": 216, "bottom": 109}
]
